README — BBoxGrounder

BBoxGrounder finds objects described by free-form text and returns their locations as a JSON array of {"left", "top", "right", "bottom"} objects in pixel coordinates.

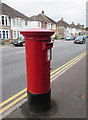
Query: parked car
[
  {"left": 20, "top": 37, "right": 25, "bottom": 43},
  {"left": 13, "top": 37, "right": 25, "bottom": 46},
  {"left": 74, "top": 36, "right": 86, "bottom": 44},
  {"left": 13, "top": 40, "right": 23, "bottom": 46},
  {"left": 51, "top": 35, "right": 55, "bottom": 41},
  {"left": 86, "top": 35, "right": 88, "bottom": 38},
  {"left": 65, "top": 36, "right": 74, "bottom": 40},
  {"left": 74, "top": 36, "right": 77, "bottom": 39}
]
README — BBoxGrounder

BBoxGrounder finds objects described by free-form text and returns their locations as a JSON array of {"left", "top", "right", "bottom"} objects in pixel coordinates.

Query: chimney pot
[
  {"left": 41, "top": 10, "right": 44, "bottom": 15},
  {"left": 61, "top": 18, "right": 64, "bottom": 21}
]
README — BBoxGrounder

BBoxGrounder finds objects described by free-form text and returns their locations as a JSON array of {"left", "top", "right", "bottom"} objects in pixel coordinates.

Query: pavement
[{"left": 2, "top": 53, "right": 87, "bottom": 119}]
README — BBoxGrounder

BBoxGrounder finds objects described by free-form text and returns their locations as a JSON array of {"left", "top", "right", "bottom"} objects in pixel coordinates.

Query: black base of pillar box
[{"left": 27, "top": 90, "right": 51, "bottom": 112}]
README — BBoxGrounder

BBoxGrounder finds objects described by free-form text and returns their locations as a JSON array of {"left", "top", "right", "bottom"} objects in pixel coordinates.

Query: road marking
[
  {"left": 53, "top": 44, "right": 65, "bottom": 47},
  {"left": 53, "top": 42, "right": 73, "bottom": 48},
  {"left": 51, "top": 53, "right": 86, "bottom": 80},
  {"left": 0, "top": 93, "right": 27, "bottom": 113},
  {"left": 0, "top": 88, "right": 27, "bottom": 107},
  {"left": 0, "top": 50, "right": 87, "bottom": 114},
  {"left": 51, "top": 51, "right": 86, "bottom": 75},
  {"left": 51, "top": 53, "right": 86, "bottom": 79},
  {"left": 51, "top": 51, "right": 86, "bottom": 77}
]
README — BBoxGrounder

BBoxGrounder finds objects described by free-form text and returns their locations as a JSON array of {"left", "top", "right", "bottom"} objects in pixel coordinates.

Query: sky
[{"left": 1, "top": 0, "right": 88, "bottom": 27}]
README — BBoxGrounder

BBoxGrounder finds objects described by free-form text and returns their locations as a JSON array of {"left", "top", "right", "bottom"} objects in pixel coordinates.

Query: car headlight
[{"left": 80, "top": 39, "right": 83, "bottom": 41}]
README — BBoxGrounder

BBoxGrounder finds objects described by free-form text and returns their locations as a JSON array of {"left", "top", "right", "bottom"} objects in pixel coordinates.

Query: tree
[{"left": 85, "top": 27, "right": 88, "bottom": 31}]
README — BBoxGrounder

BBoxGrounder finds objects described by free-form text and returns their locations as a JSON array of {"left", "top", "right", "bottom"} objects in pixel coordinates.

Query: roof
[
  {"left": 29, "top": 13, "right": 56, "bottom": 24},
  {"left": 70, "top": 22, "right": 77, "bottom": 28},
  {"left": 45, "top": 15, "right": 56, "bottom": 24},
  {"left": 0, "top": 3, "right": 29, "bottom": 20},
  {"left": 57, "top": 20, "right": 70, "bottom": 28},
  {"left": 29, "top": 14, "right": 50, "bottom": 23},
  {"left": 76, "top": 24, "right": 84, "bottom": 30},
  {"left": 76, "top": 24, "right": 81, "bottom": 29}
]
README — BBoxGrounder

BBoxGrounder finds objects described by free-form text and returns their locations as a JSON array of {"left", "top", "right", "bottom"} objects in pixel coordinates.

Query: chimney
[
  {"left": 72, "top": 22, "right": 74, "bottom": 24},
  {"left": 78, "top": 23, "right": 80, "bottom": 25},
  {"left": 61, "top": 18, "right": 64, "bottom": 21},
  {"left": 41, "top": 10, "right": 44, "bottom": 15}
]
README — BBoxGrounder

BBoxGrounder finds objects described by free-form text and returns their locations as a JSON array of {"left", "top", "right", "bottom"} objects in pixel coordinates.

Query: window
[
  {"left": 2, "top": 31, "right": 5, "bottom": 39},
  {"left": 13, "top": 18, "right": 16, "bottom": 26},
  {"left": 20, "top": 20, "right": 21, "bottom": 26},
  {"left": 1, "top": 16, "right": 9, "bottom": 26},
  {"left": 14, "top": 31, "right": 16, "bottom": 38},
  {"left": 6, "top": 31, "right": 8, "bottom": 39},
  {"left": 5, "top": 16, "right": 8, "bottom": 25},
  {"left": 38, "top": 22, "right": 41, "bottom": 27},
  {"left": 17, "top": 31, "right": 20, "bottom": 38},
  {"left": 8, "top": 17, "right": 11, "bottom": 26},
  {"left": 2, "top": 16, "right": 4, "bottom": 25},
  {"left": 17, "top": 19, "right": 19, "bottom": 26},
  {"left": 25, "top": 20, "right": 28, "bottom": 26},
  {"left": 16, "top": 18, "right": 21, "bottom": 26}
]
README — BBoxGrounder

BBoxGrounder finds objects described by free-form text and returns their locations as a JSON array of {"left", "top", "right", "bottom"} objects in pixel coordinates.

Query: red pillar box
[{"left": 20, "top": 29, "right": 54, "bottom": 112}]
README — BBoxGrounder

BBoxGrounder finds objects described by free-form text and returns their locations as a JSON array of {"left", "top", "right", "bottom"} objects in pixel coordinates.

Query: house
[
  {"left": 69, "top": 22, "right": 86, "bottom": 36},
  {"left": 76, "top": 23, "right": 86, "bottom": 35},
  {"left": 0, "top": 3, "right": 29, "bottom": 40},
  {"left": 57, "top": 19, "right": 85, "bottom": 37},
  {"left": 29, "top": 11, "right": 57, "bottom": 34},
  {"left": 57, "top": 18, "right": 70, "bottom": 37},
  {"left": 69, "top": 22, "right": 79, "bottom": 36}
]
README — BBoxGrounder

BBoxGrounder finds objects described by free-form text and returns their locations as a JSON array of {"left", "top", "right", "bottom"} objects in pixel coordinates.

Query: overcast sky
[{"left": 1, "top": 0, "right": 87, "bottom": 27}]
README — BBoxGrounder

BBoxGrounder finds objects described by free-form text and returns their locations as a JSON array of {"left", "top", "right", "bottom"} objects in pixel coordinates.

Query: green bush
[
  {"left": 54, "top": 34, "right": 59, "bottom": 39},
  {"left": 2, "top": 41, "right": 4, "bottom": 45},
  {"left": 16, "top": 37, "right": 21, "bottom": 40},
  {"left": 59, "top": 37, "right": 65, "bottom": 39}
]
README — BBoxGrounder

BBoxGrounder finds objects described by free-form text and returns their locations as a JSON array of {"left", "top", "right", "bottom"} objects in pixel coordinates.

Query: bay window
[
  {"left": 2, "top": 31, "right": 5, "bottom": 39},
  {"left": 2, "top": 16, "right": 4, "bottom": 25},
  {"left": 13, "top": 31, "right": 16, "bottom": 39},
  {"left": 1, "top": 15, "right": 9, "bottom": 26}
]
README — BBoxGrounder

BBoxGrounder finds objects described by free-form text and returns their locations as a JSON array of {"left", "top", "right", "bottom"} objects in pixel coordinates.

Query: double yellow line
[
  {"left": 0, "top": 51, "right": 87, "bottom": 114},
  {"left": 0, "top": 89, "right": 27, "bottom": 113},
  {"left": 50, "top": 50, "right": 87, "bottom": 79}
]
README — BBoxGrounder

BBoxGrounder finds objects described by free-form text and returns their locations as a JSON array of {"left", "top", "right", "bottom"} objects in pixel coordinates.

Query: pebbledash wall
[
  {"left": 0, "top": 15, "right": 56, "bottom": 40},
  {"left": 0, "top": 15, "right": 10, "bottom": 39},
  {"left": 0, "top": 15, "right": 30, "bottom": 40},
  {"left": 0, "top": 15, "right": 55, "bottom": 40}
]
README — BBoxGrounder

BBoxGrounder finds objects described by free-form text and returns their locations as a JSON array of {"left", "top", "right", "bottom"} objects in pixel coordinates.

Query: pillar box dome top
[{"left": 20, "top": 28, "right": 54, "bottom": 40}]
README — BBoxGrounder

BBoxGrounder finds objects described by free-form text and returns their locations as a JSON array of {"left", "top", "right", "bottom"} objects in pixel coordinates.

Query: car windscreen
[
  {"left": 66, "top": 36, "right": 71, "bottom": 38},
  {"left": 75, "top": 36, "right": 83, "bottom": 40}
]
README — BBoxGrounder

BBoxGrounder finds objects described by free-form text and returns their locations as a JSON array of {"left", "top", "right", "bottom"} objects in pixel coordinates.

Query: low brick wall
[
  {"left": 1, "top": 39, "right": 11, "bottom": 45},
  {"left": 3, "top": 40, "right": 10, "bottom": 43}
]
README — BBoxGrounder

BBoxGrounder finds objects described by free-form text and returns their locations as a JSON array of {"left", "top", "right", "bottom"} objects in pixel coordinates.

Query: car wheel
[
  {"left": 82, "top": 41, "right": 85, "bottom": 44},
  {"left": 14, "top": 45, "right": 17, "bottom": 47},
  {"left": 20, "top": 43, "right": 23, "bottom": 46}
]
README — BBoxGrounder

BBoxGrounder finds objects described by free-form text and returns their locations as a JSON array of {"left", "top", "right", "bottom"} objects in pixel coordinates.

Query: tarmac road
[{"left": 1, "top": 39, "right": 86, "bottom": 102}]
